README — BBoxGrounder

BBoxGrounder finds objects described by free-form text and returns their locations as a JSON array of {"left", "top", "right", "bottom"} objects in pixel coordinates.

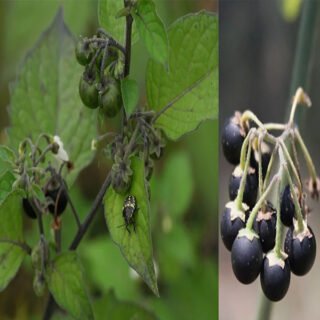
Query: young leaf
[
  {"left": 8, "top": 9, "right": 97, "bottom": 186},
  {"left": 45, "top": 252, "right": 94, "bottom": 320},
  {"left": 104, "top": 157, "right": 158, "bottom": 296},
  {"left": 147, "top": 11, "right": 218, "bottom": 140},
  {"left": 98, "top": 0, "right": 138, "bottom": 45},
  {"left": 121, "top": 78, "right": 139, "bottom": 117},
  {"left": 133, "top": 0, "right": 168, "bottom": 65},
  {"left": 0, "top": 171, "right": 16, "bottom": 203},
  {"left": 0, "top": 190, "right": 26, "bottom": 291}
]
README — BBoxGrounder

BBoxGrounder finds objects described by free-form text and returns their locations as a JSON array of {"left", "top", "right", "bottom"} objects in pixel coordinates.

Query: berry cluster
[
  {"left": 75, "top": 29, "right": 124, "bottom": 117},
  {"left": 221, "top": 88, "right": 318, "bottom": 302}
]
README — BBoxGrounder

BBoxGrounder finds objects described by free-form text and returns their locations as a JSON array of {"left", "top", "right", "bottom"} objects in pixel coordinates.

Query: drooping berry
[
  {"left": 253, "top": 202, "right": 277, "bottom": 253},
  {"left": 260, "top": 252, "right": 291, "bottom": 302},
  {"left": 284, "top": 223, "right": 316, "bottom": 276},
  {"left": 22, "top": 198, "right": 37, "bottom": 219},
  {"left": 221, "top": 111, "right": 247, "bottom": 165},
  {"left": 229, "top": 165, "right": 258, "bottom": 208},
  {"left": 75, "top": 38, "right": 93, "bottom": 66},
  {"left": 231, "top": 229, "right": 263, "bottom": 284},
  {"left": 99, "top": 76, "right": 122, "bottom": 117},
  {"left": 280, "top": 184, "right": 296, "bottom": 227},
  {"left": 220, "top": 201, "right": 249, "bottom": 251},
  {"left": 45, "top": 181, "right": 68, "bottom": 216},
  {"left": 79, "top": 69, "right": 99, "bottom": 109}
]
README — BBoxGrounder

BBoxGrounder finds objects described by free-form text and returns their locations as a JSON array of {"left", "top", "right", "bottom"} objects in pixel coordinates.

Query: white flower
[{"left": 53, "top": 135, "right": 69, "bottom": 162}]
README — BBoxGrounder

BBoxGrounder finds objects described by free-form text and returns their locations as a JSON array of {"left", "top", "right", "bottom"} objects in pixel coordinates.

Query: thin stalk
[
  {"left": 246, "top": 174, "right": 279, "bottom": 231},
  {"left": 263, "top": 144, "right": 278, "bottom": 192},
  {"left": 235, "top": 139, "right": 252, "bottom": 209},
  {"left": 288, "top": 0, "right": 318, "bottom": 123},
  {"left": 239, "top": 129, "right": 254, "bottom": 170},
  {"left": 294, "top": 128, "right": 318, "bottom": 182},
  {"left": 257, "top": 292, "right": 273, "bottom": 320},
  {"left": 283, "top": 163, "right": 304, "bottom": 232},
  {"left": 264, "top": 123, "right": 286, "bottom": 131},
  {"left": 279, "top": 140, "right": 302, "bottom": 191},
  {"left": 124, "top": 0, "right": 133, "bottom": 77},
  {"left": 257, "top": 135, "right": 263, "bottom": 198},
  {"left": 274, "top": 167, "right": 283, "bottom": 258},
  {"left": 241, "top": 110, "right": 265, "bottom": 129}
]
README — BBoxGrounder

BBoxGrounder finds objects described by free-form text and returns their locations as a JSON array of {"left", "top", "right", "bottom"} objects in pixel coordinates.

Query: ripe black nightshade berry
[
  {"left": 231, "top": 230, "right": 263, "bottom": 284},
  {"left": 280, "top": 184, "right": 296, "bottom": 227},
  {"left": 253, "top": 202, "right": 277, "bottom": 253},
  {"left": 284, "top": 223, "right": 316, "bottom": 276},
  {"left": 260, "top": 252, "right": 291, "bottom": 302},
  {"left": 22, "top": 198, "right": 37, "bottom": 219},
  {"left": 221, "top": 112, "right": 247, "bottom": 165},
  {"left": 220, "top": 201, "right": 249, "bottom": 251},
  {"left": 229, "top": 165, "right": 258, "bottom": 208},
  {"left": 45, "top": 185, "right": 68, "bottom": 216},
  {"left": 122, "top": 195, "right": 138, "bottom": 233}
]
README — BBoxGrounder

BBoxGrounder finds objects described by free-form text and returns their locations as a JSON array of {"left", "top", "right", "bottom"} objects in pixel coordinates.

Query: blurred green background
[
  {"left": 220, "top": 1, "right": 320, "bottom": 319},
  {"left": 0, "top": 0, "right": 218, "bottom": 319}
]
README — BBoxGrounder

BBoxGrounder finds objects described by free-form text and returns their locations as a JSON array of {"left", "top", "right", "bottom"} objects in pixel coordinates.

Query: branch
[{"left": 124, "top": 0, "right": 133, "bottom": 77}]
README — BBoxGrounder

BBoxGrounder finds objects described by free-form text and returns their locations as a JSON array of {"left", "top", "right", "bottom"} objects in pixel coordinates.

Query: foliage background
[
  {"left": 0, "top": 0, "right": 218, "bottom": 319},
  {"left": 219, "top": 0, "right": 320, "bottom": 319}
]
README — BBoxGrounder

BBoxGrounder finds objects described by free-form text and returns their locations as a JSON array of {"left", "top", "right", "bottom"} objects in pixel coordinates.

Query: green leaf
[
  {"left": 146, "top": 11, "right": 218, "bottom": 140},
  {"left": 104, "top": 157, "right": 158, "bottom": 296},
  {"left": 8, "top": 9, "right": 97, "bottom": 186},
  {"left": 94, "top": 290, "right": 157, "bottom": 320},
  {"left": 158, "top": 151, "right": 193, "bottom": 218},
  {"left": 0, "top": 145, "right": 16, "bottom": 164},
  {"left": 0, "top": 190, "right": 26, "bottom": 291},
  {"left": 134, "top": 0, "right": 168, "bottom": 65},
  {"left": 98, "top": 0, "right": 138, "bottom": 45},
  {"left": 80, "top": 237, "right": 139, "bottom": 300},
  {"left": 45, "top": 252, "right": 94, "bottom": 320},
  {"left": 0, "top": 171, "right": 16, "bottom": 204},
  {"left": 121, "top": 78, "right": 139, "bottom": 117},
  {"left": 29, "top": 183, "right": 46, "bottom": 203}
]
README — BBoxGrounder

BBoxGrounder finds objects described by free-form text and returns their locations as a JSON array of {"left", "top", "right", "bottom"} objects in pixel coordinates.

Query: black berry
[
  {"left": 250, "top": 143, "right": 271, "bottom": 179},
  {"left": 229, "top": 165, "right": 258, "bottom": 208},
  {"left": 46, "top": 187, "right": 68, "bottom": 216},
  {"left": 253, "top": 202, "right": 277, "bottom": 253},
  {"left": 231, "top": 230, "right": 263, "bottom": 284},
  {"left": 22, "top": 198, "right": 37, "bottom": 219},
  {"left": 284, "top": 224, "right": 316, "bottom": 276},
  {"left": 260, "top": 253, "right": 291, "bottom": 302},
  {"left": 280, "top": 185, "right": 296, "bottom": 227},
  {"left": 220, "top": 201, "right": 248, "bottom": 251},
  {"left": 221, "top": 112, "right": 247, "bottom": 165}
]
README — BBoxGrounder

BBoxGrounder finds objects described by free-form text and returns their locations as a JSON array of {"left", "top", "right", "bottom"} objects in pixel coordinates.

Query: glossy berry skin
[
  {"left": 75, "top": 39, "right": 92, "bottom": 66},
  {"left": 99, "top": 77, "right": 121, "bottom": 117},
  {"left": 284, "top": 225, "right": 316, "bottom": 276},
  {"left": 253, "top": 203, "right": 277, "bottom": 253},
  {"left": 79, "top": 72, "right": 99, "bottom": 109},
  {"left": 221, "top": 112, "right": 246, "bottom": 165},
  {"left": 22, "top": 198, "right": 37, "bottom": 219},
  {"left": 260, "top": 254, "right": 291, "bottom": 302},
  {"left": 229, "top": 165, "right": 258, "bottom": 208},
  {"left": 231, "top": 233, "right": 263, "bottom": 284},
  {"left": 280, "top": 185, "right": 295, "bottom": 227},
  {"left": 220, "top": 202, "right": 248, "bottom": 251},
  {"left": 46, "top": 187, "right": 68, "bottom": 216},
  {"left": 122, "top": 195, "right": 138, "bottom": 233}
]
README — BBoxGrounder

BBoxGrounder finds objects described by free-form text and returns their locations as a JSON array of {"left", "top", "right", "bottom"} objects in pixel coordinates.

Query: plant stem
[
  {"left": 257, "top": 292, "right": 273, "bottom": 320},
  {"left": 246, "top": 174, "right": 279, "bottom": 231},
  {"left": 283, "top": 163, "right": 304, "bottom": 232},
  {"left": 235, "top": 137, "right": 252, "bottom": 209},
  {"left": 239, "top": 129, "right": 254, "bottom": 170},
  {"left": 69, "top": 173, "right": 111, "bottom": 250},
  {"left": 43, "top": 173, "right": 112, "bottom": 320},
  {"left": 288, "top": 0, "right": 318, "bottom": 123},
  {"left": 241, "top": 110, "right": 265, "bottom": 129},
  {"left": 274, "top": 166, "right": 283, "bottom": 258},
  {"left": 124, "top": 0, "right": 133, "bottom": 77},
  {"left": 294, "top": 128, "right": 318, "bottom": 182}
]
